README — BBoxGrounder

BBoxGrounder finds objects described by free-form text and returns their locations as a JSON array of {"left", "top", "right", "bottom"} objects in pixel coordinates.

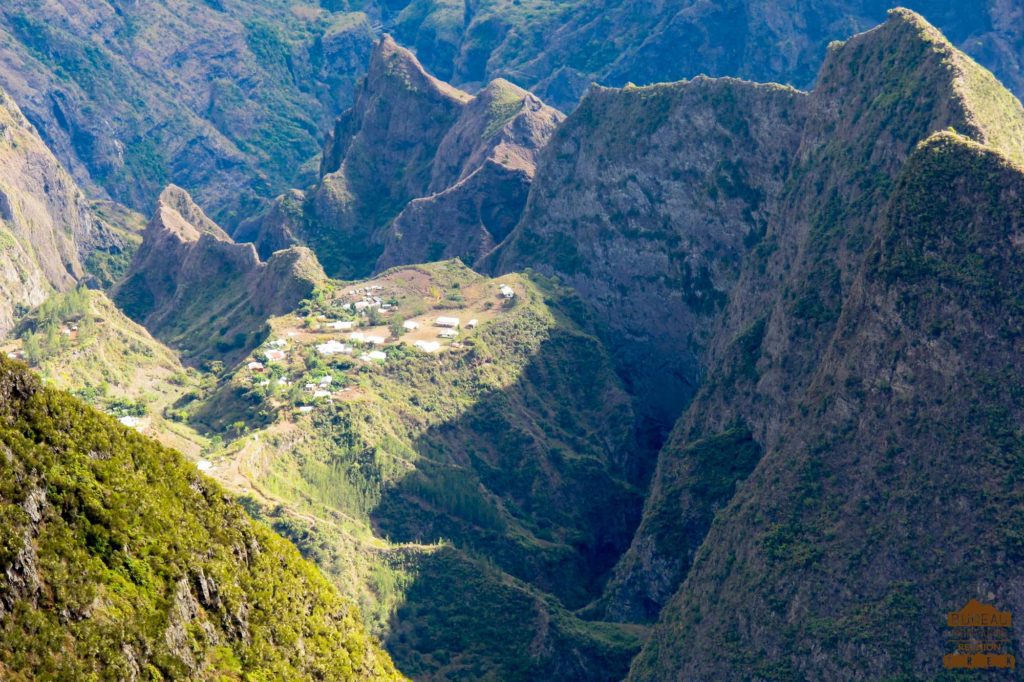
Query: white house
[
  {"left": 499, "top": 284, "right": 515, "bottom": 299},
  {"left": 435, "top": 316, "right": 460, "bottom": 328},
  {"left": 313, "top": 390, "right": 332, "bottom": 399},
  {"left": 316, "top": 340, "right": 352, "bottom": 356},
  {"left": 365, "top": 334, "right": 386, "bottom": 345},
  {"left": 119, "top": 416, "right": 141, "bottom": 429},
  {"left": 270, "top": 338, "right": 288, "bottom": 347},
  {"left": 439, "top": 329, "right": 458, "bottom": 339},
  {"left": 359, "top": 350, "right": 387, "bottom": 362},
  {"left": 330, "top": 320, "right": 355, "bottom": 331},
  {"left": 318, "top": 375, "right": 333, "bottom": 386},
  {"left": 403, "top": 320, "right": 420, "bottom": 331},
  {"left": 298, "top": 405, "right": 314, "bottom": 414},
  {"left": 348, "top": 331, "right": 366, "bottom": 343},
  {"left": 466, "top": 319, "right": 478, "bottom": 329},
  {"left": 247, "top": 361, "right": 265, "bottom": 371},
  {"left": 264, "top": 349, "right": 287, "bottom": 362},
  {"left": 414, "top": 340, "right": 441, "bottom": 353}
]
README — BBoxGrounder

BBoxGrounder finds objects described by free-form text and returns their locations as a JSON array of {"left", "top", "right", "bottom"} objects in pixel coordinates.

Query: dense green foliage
[{"left": 0, "top": 356, "right": 400, "bottom": 680}]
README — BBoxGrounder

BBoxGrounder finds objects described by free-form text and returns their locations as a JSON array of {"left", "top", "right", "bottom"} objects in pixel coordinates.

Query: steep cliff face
[
  {"left": 376, "top": 78, "right": 563, "bottom": 270},
  {"left": 600, "top": 8, "right": 1024, "bottom": 630},
  {"left": 494, "top": 77, "right": 806, "bottom": 427},
  {"left": 0, "top": 355, "right": 401, "bottom": 680},
  {"left": 114, "top": 186, "right": 324, "bottom": 364},
  {"left": 602, "top": 11, "right": 1024, "bottom": 678},
  {"left": 0, "top": 87, "right": 93, "bottom": 336},
  {"left": 635, "top": 130, "right": 1024, "bottom": 681}
]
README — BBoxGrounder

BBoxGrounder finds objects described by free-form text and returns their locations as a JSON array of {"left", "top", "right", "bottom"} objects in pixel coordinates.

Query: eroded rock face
[
  {"left": 113, "top": 186, "right": 323, "bottom": 364},
  {"left": 376, "top": 78, "right": 563, "bottom": 270},
  {"left": 305, "top": 35, "right": 471, "bottom": 277},
  {"left": 0, "top": 87, "right": 92, "bottom": 335}
]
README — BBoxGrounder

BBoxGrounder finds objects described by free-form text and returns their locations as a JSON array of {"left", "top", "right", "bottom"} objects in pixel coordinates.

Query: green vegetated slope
[
  {"left": 610, "top": 11, "right": 1024, "bottom": 679},
  {"left": 2, "top": 287, "right": 210, "bottom": 458},
  {"left": 182, "top": 260, "right": 643, "bottom": 679},
  {"left": 0, "top": 355, "right": 401, "bottom": 680}
]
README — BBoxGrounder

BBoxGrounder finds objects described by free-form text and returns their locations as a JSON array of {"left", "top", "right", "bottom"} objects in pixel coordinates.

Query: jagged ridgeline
[
  {"left": 0, "top": 355, "right": 400, "bottom": 680},
  {"left": 113, "top": 185, "right": 325, "bottom": 365},
  {"left": 237, "top": 35, "right": 564, "bottom": 281}
]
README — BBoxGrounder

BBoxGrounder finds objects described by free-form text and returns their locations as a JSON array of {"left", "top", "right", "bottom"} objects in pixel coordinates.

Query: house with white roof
[
  {"left": 403, "top": 320, "right": 420, "bottom": 331},
  {"left": 466, "top": 319, "right": 478, "bottom": 329},
  {"left": 499, "top": 284, "right": 515, "bottom": 299},
  {"left": 316, "top": 340, "right": 352, "bottom": 356},
  {"left": 435, "top": 316, "right": 460, "bottom": 328},
  {"left": 414, "top": 340, "right": 441, "bottom": 353},
  {"left": 330, "top": 320, "right": 355, "bottom": 331},
  {"left": 439, "top": 329, "right": 458, "bottom": 339}
]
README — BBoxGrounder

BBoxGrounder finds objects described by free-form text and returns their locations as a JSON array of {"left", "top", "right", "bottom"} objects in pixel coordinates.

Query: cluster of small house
[
  {"left": 240, "top": 283, "right": 518, "bottom": 413},
  {"left": 342, "top": 285, "right": 393, "bottom": 314}
]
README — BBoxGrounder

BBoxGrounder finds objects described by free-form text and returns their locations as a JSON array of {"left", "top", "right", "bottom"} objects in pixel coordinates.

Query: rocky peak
[
  {"left": 372, "top": 76, "right": 564, "bottom": 272},
  {"left": 369, "top": 34, "right": 471, "bottom": 106},
  {"left": 428, "top": 77, "right": 563, "bottom": 191},
  {"left": 154, "top": 185, "right": 231, "bottom": 242},
  {"left": 114, "top": 186, "right": 323, "bottom": 364},
  {"left": 300, "top": 35, "right": 567, "bottom": 279},
  {"left": 309, "top": 35, "right": 472, "bottom": 277}
]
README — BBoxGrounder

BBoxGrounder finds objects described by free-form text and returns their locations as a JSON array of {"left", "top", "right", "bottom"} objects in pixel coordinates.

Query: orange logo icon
[{"left": 944, "top": 600, "right": 1015, "bottom": 670}]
